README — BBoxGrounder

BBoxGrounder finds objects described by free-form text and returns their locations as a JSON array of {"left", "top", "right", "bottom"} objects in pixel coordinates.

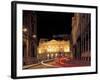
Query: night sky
[
  {"left": 36, "top": 11, "right": 73, "bottom": 40},
  {"left": 23, "top": 10, "right": 73, "bottom": 41}
]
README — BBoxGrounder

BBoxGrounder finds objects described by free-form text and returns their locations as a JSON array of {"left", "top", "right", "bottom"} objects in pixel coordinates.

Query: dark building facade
[
  {"left": 23, "top": 11, "right": 37, "bottom": 65},
  {"left": 71, "top": 13, "right": 91, "bottom": 62}
]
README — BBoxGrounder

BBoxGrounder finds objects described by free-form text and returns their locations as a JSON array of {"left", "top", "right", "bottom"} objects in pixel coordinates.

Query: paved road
[
  {"left": 28, "top": 61, "right": 57, "bottom": 69},
  {"left": 24, "top": 59, "right": 90, "bottom": 69},
  {"left": 52, "top": 59, "right": 90, "bottom": 67}
]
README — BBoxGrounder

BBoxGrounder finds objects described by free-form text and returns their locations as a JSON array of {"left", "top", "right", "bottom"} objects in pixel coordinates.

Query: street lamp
[
  {"left": 32, "top": 35, "right": 36, "bottom": 38},
  {"left": 23, "top": 28, "right": 27, "bottom": 32}
]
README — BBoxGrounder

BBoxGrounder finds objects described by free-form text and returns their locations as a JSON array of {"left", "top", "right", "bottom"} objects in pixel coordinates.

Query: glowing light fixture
[
  {"left": 23, "top": 28, "right": 27, "bottom": 32},
  {"left": 32, "top": 35, "right": 36, "bottom": 38}
]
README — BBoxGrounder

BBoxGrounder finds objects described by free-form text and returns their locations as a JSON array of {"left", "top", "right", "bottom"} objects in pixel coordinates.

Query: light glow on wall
[{"left": 38, "top": 40, "right": 70, "bottom": 54}]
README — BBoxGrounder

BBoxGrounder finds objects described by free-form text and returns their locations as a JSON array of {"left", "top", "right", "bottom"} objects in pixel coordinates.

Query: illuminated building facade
[
  {"left": 37, "top": 39, "right": 72, "bottom": 61},
  {"left": 71, "top": 13, "right": 91, "bottom": 61}
]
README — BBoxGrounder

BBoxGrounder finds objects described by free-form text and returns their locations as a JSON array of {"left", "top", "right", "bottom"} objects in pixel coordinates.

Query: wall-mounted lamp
[
  {"left": 23, "top": 28, "right": 27, "bottom": 32},
  {"left": 32, "top": 35, "right": 36, "bottom": 38}
]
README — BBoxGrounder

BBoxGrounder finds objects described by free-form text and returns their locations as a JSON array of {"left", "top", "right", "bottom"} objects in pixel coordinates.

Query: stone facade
[
  {"left": 37, "top": 39, "right": 72, "bottom": 61},
  {"left": 71, "top": 13, "right": 91, "bottom": 61},
  {"left": 23, "top": 11, "right": 37, "bottom": 65}
]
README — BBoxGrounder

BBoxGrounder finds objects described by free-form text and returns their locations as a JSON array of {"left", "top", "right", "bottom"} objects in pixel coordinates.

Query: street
[{"left": 24, "top": 59, "right": 90, "bottom": 69}]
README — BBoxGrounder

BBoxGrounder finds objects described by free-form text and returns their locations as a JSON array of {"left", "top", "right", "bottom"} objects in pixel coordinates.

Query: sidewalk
[
  {"left": 23, "top": 63, "right": 41, "bottom": 69},
  {"left": 23, "top": 59, "right": 54, "bottom": 69}
]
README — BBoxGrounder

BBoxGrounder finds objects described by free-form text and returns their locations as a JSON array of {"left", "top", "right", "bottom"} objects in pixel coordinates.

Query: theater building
[{"left": 37, "top": 39, "right": 72, "bottom": 61}]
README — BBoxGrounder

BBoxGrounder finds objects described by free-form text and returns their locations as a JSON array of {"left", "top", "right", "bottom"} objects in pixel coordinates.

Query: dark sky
[
  {"left": 36, "top": 11, "right": 73, "bottom": 40},
  {"left": 23, "top": 10, "right": 73, "bottom": 40}
]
